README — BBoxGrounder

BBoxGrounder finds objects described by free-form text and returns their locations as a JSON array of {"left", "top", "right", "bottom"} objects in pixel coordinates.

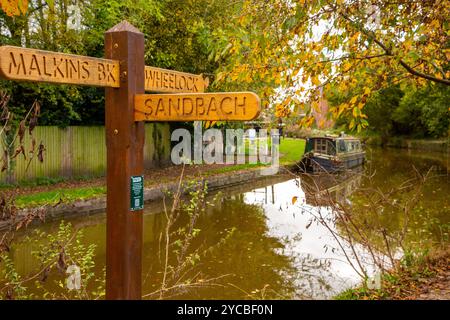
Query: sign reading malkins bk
[
  {"left": 134, "top": 92, "right": 260, "bottom": 121},
  {"left": 0, "top": 46, "right": 120, "bottom": 87}
]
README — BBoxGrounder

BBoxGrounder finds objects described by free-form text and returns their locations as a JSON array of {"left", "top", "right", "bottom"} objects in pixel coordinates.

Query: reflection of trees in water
[
  {"left": 275, "top": 232, "right": 336, "bottom": 299},
  {"left": 212, "top": 197, "right": 343, "bottom": 299},
  {"left": 143, "top": 192, "right": 347, "bottom": 299},
  {"left": 297, "top": 150, "right": 449, "bottom": 281},
  {"left": 298, "top": 172, "right": 394, "bottom": 280},
  {"left": 344, "top": 159, "right": 448, "bottom": 251}
]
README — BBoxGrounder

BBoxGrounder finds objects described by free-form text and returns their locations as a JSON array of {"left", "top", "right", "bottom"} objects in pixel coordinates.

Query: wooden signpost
[{"left": 0, "top": 20, "right": 260, "bottom": 300}]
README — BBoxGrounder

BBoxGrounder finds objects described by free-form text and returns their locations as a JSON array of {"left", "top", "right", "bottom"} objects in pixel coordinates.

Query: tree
[
  {"left": 359, "top": 85, "right": 403, "bottom": 141},
  {"left": 0, "top": 0, "right": 233, "bottom": 126},
  {"left": 0, "top": 0, "right": 28, "bottom": 17},
  {"left": 211, "top": 0, "right": 449, "bottom": 131},
  {"left": 328, "top": 82, "right": 450, "bottom": 139},
  {"left": 393, "top": 84, "right": 450, "bottom": 138}
]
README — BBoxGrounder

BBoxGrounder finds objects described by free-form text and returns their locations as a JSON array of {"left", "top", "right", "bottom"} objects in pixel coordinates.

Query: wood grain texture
[
  {"left": 0, "top": 46, "right": 120, "bottom": 87},
  {"left": 104, "top": 21, "right": 145, "bottom": 300},
  {"left": 134, "top": 92, "right": 261, "bottom": 121}
]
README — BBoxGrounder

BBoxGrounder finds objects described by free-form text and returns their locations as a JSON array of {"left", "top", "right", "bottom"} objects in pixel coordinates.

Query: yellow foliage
[
  {"left": 338, "top": 103, "right": 348, "bottom": 117},
  {"left": 311, "top": 76, "right": 321, "bottom": 86},
  {"left": 213, "top": 0, "right": 448, "bottom": 130},
  {"left": 275, "top": 104, "right": 291, "bottom": 118},
  {"left": 350, "top": 32, "right": 360, "bottom": 43},
  {"left": 0, "top": 0, "right": 28, "bottom": 16},
  {"left": 342, "top": 62, "right": 352, "bottom": 72},
  {"left": 203, "top": 121, "right": 217, "bottom": 129}
]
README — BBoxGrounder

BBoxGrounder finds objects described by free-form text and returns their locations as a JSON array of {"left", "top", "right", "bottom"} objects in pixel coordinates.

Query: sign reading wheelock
[
  {"left": 144, "top": 66, "right": 208, "bottom": 93},
  {"left": 134, "top": 92, "right": 260, "bottom": 121}
]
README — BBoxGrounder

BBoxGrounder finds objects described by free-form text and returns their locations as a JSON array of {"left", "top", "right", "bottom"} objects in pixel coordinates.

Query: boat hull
[{"left": 305, "top": 152, "right": 365, "bottom": 173}]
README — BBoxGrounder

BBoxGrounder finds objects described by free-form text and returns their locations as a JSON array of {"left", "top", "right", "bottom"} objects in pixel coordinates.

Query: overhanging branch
[{"left": 338, "top": 11, "right": 450, "bottom": 86}]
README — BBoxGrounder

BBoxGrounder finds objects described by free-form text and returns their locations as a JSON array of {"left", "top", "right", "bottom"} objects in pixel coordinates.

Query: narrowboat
[{"left": 301, "top": 135, "right": 365, "bottom": 173}]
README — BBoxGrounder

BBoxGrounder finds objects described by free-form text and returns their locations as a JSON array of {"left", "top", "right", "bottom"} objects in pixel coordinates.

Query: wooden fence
[{"left": 1, "top": 124, "right": 171, "bottom": 183}]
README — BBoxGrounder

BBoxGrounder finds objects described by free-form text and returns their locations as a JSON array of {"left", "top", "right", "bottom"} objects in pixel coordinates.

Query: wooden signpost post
[
  {"left": 0, "top": 20, "right": 260, "bottom": 300},
  {"left": 103, "top": 21, "right": 145, "bottom": 300}
]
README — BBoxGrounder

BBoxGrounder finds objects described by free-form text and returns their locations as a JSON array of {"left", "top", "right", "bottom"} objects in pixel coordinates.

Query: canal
[{"left": 4, "top": 147, "right": 450, "bottom": 299}]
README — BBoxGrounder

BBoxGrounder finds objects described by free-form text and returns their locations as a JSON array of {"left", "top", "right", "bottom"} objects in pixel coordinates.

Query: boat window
[
  {"left": 314, "top": 139, "right": 336, "bottom": 155},
  {"left": 314, "top": 139, "right": 327, "bottom": 153},
  {"left": 346, "top": 141, "right": 354, "bottom": 152},
  {"left": 338, "top": 140, "right": 346, "bottom": 153},
  {"left": 328, "top": 141, "right": 336, "bottom": 155},
  {"left": 337, "top": 139, "right": 362, "bottom": 153}
]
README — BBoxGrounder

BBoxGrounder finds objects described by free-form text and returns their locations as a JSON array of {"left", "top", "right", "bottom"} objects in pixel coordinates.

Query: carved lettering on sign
[
  {"left": 0, "top": 46, "right": 209, "bottom": 93},
  {"left": 134, "top": 92, "right": 260, "bottom": 121},
  {"left": 144, "top": 66, "right": 208, "bottom": 93},
  {"left": 0, "top": 46, "right": 120, "bottom": 87}
]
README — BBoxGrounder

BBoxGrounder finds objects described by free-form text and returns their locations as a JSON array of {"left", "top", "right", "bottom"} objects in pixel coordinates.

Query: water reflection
[
  {"left": 300, "top": 171, "right": 362, "bottom": 206},
  {"left": 243, "top": 176, "right": 371, "bottom": 299},
  {"left": 3, "top": 147, "right": 449, "bottom": 299}
]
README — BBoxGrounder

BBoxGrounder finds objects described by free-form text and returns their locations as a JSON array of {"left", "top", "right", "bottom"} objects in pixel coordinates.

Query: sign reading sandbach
[{"left": 134, "top": 92, "right": 260, "bottom": 121}]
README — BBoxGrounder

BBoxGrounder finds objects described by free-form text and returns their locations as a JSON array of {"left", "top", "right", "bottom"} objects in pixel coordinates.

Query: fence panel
[{"left": 1, "top": 124, "right": 170, "bottom": 183}]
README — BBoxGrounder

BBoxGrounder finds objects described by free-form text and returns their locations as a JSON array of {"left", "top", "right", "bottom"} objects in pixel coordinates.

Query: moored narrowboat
[{"left": 301, "top": 135, "right": 365, "bottom": 173}]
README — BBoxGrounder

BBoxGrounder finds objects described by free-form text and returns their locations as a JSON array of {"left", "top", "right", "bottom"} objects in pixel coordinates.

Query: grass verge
[{"left": 14, "top": 186, "right": 106, "bottom": 209}]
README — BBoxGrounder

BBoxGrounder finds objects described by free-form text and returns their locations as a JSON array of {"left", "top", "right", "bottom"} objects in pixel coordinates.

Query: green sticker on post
[{"left": 130, "top": 175, "right": 144, "bottom": 211}]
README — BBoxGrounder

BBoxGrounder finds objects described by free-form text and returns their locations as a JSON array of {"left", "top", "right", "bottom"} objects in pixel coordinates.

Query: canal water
[{"left": 5, "top": 147, "right": 450, "bottom": 299}]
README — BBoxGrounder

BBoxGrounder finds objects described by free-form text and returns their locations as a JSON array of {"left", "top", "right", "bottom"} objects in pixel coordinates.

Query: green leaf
[{"left": 45, "top": 0, "right": 54, "bottom": 10}]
